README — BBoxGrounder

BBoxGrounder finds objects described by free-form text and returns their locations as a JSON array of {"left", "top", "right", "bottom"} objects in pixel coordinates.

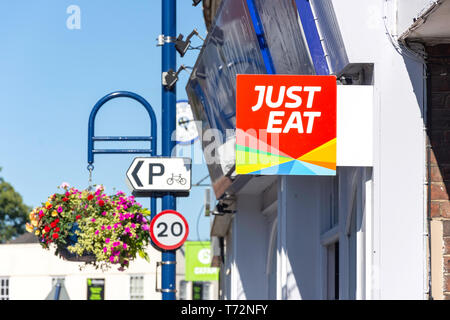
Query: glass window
[
  {"left": 202, "top": 282, "right": 212, "bottom": 300},
  {"left": 326, "top": 242, "right": 339, "bottom": 300},
  {"left": 130, "top": 275, "right": 144, "bottom": 300},
  {"left": 0, "top": 278, "right": 9, "bottom": 300},
  {"left": 52, "top": 277, "right": 65, "bottom": 286},
  {"left": 179, "top": 280, "right": 188, "bottom": 300}
]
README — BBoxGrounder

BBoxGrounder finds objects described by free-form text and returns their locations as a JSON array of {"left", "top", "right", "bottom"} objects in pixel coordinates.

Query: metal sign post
[
  {"left": 87, "top": 0, "right": 179, "bottom": 300},
  {"left": 161, "top": 0, "right": 177, "bottom": 300}
]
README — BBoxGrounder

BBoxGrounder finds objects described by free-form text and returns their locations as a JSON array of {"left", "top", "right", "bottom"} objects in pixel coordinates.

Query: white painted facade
[
  {"left": 0, "top": 241, "right": 217, "bottom": 300},
  {"left": 212, "top": 0, "right": 431, "bottom": 300}
]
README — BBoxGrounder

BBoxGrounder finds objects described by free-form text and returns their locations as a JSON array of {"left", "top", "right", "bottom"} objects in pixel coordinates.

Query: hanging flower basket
[{"left": 26, "top": 183, "right": 152, "bottom": 270}]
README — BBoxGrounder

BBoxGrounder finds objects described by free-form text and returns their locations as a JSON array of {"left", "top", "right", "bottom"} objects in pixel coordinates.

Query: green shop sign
[
  {"left": 87, "top": 278, "right": 105, "bottom": 300},
  {"left": 185, "top": 241, "right": 219, "bottom": 281}
]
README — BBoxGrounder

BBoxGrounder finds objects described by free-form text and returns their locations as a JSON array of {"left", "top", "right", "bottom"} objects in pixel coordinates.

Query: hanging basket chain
[{"left": 87, "top": 164, "right": 94, "bottom": 191}]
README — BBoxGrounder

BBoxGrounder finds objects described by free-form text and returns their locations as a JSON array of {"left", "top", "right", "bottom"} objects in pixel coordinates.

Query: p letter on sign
[{"left": 236, "top": 74, "right": 337, "bottom": 176}]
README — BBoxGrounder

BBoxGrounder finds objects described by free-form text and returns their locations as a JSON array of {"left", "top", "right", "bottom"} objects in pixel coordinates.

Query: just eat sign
[{"left": 235, "top": 74, "right": 337, "bottom": 176}]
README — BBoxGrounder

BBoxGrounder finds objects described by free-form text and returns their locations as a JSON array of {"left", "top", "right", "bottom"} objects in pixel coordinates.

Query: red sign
[
  {"left": 236, "top": 74, "right": 337, "bottom": 175},
  {"left": 149, "top": 210, "right": 189, "bottom": 251}
]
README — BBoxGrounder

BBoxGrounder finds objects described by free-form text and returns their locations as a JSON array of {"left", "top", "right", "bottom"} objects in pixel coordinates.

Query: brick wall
[{"left": 427, "top": 44, "right": 450, "bottom": 299}]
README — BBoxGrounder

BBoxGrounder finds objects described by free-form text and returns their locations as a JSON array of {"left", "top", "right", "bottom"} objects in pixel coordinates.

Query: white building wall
[
  {"left": 232, "top": 194, "right": 269, "bottom": 299},
  {"left": 278, "top": 176, "right": 325, "bottom": 300},
  {"left": 0, "top": 243, "right": 192, "bottom": 300},
  {"left": 331, "top": 0, "right": 427, "bottom": 299}
]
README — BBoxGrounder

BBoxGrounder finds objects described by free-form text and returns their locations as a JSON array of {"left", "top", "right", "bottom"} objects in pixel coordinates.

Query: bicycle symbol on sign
[{"left": 167, "top": 173, "right": 187, "bottom": 185}]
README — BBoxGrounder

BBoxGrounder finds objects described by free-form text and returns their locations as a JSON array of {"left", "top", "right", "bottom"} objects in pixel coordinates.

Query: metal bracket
[
  {"left": 157, "top": 34, "right": 176, "bottom": 46},
  {"left": 155, "top": 261, "right": 178, "bottom": 293}
]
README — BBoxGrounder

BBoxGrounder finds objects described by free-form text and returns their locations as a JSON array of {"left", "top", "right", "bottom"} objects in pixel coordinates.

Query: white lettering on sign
[
  {"left": 267, "top": 111, "right": 322, "bottom": 134},
  {"left": 194, "top": 267, "right": 219, "bottom": 275},
  {"left": 250, "top": 85, "right": 322, "bottom": 133}
]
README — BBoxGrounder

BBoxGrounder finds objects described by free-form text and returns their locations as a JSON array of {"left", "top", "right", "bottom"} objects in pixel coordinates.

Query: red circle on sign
[{"left": 149, "top": 210, "right": 189, "bottom": 250}]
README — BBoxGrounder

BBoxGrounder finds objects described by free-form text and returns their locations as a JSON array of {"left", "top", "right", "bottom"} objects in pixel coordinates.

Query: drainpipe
[{"left": 425, "top": 56, "right": 433, "bottom": 300}]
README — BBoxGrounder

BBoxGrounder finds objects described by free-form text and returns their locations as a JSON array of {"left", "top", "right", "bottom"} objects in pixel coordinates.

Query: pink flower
[
  {"left": 131, "top": 223, "right": 136, "bottom": 229},
  {"left": 57, "top": 206, "right": 63, "bottom": 213},
  {"left": 103, "top": 247, "right": 108, "bottom": 253},
  {"left": 125, "top": 227, "right": 130, "bottom": 233},
  {"left": 59, "top": 182, "right": 70, "bottom": 189},
  {"left": 107, "top": 226, "right": 112, "bottom": 230},
  {"left": 95, "top": 230, "right": 99, "bottom": 235},
  {"left": 123, "top": 243, "right": 127, "bottom": 250},
  {"left": 91, "top": 218, "right": 96, "bottom": 222},
  {"left": 102, "top": 211, "right": 107, "bottom": 216},
  {"left": 105, "top": 238, "right": 110, "bottom": 243},
  {"left": 101, "top": 225, "right": 106, "bottom": 231}
]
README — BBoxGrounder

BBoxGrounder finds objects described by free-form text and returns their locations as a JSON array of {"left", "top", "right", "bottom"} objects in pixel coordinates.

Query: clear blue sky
[{"left": 0, "top": 0, "right": 212, "bottom": 241}]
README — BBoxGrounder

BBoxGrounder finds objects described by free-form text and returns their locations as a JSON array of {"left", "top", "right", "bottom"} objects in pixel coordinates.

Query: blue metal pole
[{"left": 161, "top": 0, "right": 177, "bottom": 300}]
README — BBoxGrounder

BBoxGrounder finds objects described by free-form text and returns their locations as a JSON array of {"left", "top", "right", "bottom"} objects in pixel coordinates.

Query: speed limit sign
[{"left": 149, "top": 210, "right": 189, "bottom": 250}]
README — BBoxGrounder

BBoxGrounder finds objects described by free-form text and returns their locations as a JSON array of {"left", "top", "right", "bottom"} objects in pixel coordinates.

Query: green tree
[{"left": 0, "top": 168, "right": 31, "bottom": 243}]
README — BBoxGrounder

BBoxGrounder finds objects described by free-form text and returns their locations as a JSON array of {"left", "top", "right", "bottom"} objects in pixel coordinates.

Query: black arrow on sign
[{"left": 132, "top": 160, "right": 144, "bottom": 187}]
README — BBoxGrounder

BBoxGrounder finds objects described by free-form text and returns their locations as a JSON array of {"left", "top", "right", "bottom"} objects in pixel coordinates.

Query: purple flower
[
  {"left": 125, "top": 227, "right": 131, "bottom": 233},
  {"left": 114, "top": 223, "right": 119, "bottom": 229},
  {"left": 131, "top": 223, "right": 136, "bottom": 228},
  {"left": 142, "top": 224, "right": 149, "bottom": 231},
  {"left": 113, "top": 241, "right": 120, "bottom": 247},
  {"left": 57, "top": 206, "right": 63, "bottom": 213}
]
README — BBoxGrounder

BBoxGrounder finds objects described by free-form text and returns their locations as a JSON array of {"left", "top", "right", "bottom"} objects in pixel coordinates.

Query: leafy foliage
[{"left": 0, "top": 168, "right": 31, "bottom": 243}]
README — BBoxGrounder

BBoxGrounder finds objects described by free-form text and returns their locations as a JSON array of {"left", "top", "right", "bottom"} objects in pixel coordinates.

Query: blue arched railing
[
  {"left": 87, "top": 90, "right": 158, "bottom": 216},
  {"left": 88, "top": 91, "right": 157, "bottom": 164}
]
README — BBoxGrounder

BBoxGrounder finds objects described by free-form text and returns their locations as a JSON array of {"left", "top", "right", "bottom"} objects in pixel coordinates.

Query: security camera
[{"left": 162, "top": 65, "right": 189, "bottom": 90}]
